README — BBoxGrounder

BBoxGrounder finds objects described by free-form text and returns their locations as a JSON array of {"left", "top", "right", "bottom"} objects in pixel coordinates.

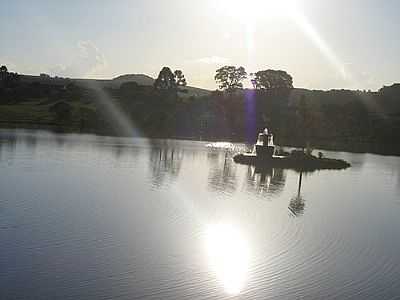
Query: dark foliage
[
  {"left": 252, "top": 69, "right": 293, "bottom": 90},
  {"left": 215, "top": 66, "right": 247, "bottom": 91},
  {"left": 1, "top": 65, "right": 400, "bottom": 155},
  {"left": 153, "top": 67, "right": 187, "bottom": 94},
  {"left": 0, "top": 65, "right": 20, "bottom": 88}
]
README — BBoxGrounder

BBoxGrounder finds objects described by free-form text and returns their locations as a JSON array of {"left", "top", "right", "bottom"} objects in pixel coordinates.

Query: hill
[{"left": 19, "top": 73, "right": 211, "bottom": 98}]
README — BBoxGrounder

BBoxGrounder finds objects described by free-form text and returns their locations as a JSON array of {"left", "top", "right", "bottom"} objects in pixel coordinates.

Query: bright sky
[{"left": 1, "top": 0, "right": 399, "bottom": 91}]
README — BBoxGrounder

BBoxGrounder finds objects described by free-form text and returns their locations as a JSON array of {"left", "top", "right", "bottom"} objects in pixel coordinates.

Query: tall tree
[
  {"left": 154, "top": 67, "right": 187, "bottom": 93},
  {"left": 215, "top": 66, "right": 247, "bottom": 92},
  {"left": 154, "top": 67, "right": 177, "bottom": 91},
  {"left": 0, "top": 65, "right": 8, "bottom": 81},
  {"left": 253, "top": 69, "right": 293, "bottom": 90},
  {"left": 174, "top": 70, "right": 187, "bottom": 87}
]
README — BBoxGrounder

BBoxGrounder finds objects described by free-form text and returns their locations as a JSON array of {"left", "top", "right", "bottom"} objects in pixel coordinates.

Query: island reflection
[
  {"left": 289, "top": 171, "right": 306, "bottom": 217},
  {"left": 245, "top": 165, "right": 286, "bottom": 198}
]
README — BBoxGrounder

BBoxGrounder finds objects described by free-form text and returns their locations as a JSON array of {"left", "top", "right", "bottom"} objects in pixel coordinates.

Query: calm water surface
[{"left": 1, "top": 130, "right": 400, "bottom": 299}]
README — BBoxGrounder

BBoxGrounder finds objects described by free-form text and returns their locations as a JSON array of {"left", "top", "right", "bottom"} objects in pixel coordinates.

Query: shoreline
[{"left": 1, "top": 123, "right": 400, "bottom": 157}]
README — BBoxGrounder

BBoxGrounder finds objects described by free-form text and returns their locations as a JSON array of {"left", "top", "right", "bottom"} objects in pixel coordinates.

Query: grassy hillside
[
  {"left": 2, "top": 73, "right": 400, "bottom": 155},
  {"left": 19, "top": 74, "right": 211, "bottom": 98}
]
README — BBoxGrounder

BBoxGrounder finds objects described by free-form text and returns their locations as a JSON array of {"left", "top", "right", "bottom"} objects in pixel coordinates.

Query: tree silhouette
[
  {"left": 215, "top": 66, "right": 247, "bottom": 92},
  {"left": 154, "top": 67, "right": 176, "bottom": 91},
  {"left": 0, "top": 65, "right": 19, "bottom": 88},
  {"left": 253, "top": 69, "right": 293, "bottom": 90},
  {"left": 154, "top": 67, "right": 187, "bottom": 93},
  {"left": 0, "top": 65, "right": 8, "bottom": 81},
  {"left": 174, "top": 70, "right": 187, "bottom": 87}
]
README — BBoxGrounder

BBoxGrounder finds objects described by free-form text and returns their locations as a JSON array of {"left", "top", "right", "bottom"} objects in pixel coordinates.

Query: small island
[
  {"left": 234, "top": 151, "right": 351, "bottom": 171},
  {"left": 233, "top": 129, "right": 351, "bottom": 171}
]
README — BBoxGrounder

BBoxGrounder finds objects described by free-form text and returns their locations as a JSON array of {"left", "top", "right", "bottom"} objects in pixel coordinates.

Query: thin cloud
[{"left": 50, "top": 40, "right": 107, "bottom": 78}]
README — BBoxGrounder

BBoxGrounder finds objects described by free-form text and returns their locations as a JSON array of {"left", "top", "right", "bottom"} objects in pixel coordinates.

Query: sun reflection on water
[{"left": 204, "top": 223, "right": 250, "bottom": 295}]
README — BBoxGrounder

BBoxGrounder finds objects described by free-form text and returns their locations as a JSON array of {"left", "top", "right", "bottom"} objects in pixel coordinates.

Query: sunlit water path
[{"left": 1, "top": 130, "right": 400, "bottom": 299}]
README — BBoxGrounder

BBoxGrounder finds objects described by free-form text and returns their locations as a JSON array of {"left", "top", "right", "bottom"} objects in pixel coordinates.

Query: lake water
[{"left": 1, "top": 129, "right": 400, "bottom": 299}]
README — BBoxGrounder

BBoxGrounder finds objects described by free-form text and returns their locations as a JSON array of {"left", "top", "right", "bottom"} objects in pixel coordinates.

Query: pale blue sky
[{"left": 1, "top": 0, "right": 399, "bottom": 90}]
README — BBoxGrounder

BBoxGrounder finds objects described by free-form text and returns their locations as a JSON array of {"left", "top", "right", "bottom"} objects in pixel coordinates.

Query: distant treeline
[{"left": 1, "top": 65, "right": 400, "bottom": 155}]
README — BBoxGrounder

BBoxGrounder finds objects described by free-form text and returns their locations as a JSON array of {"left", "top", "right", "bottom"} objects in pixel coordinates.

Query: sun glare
[{"left": 204, "top": 224, "right": 251, "bottom": 295}]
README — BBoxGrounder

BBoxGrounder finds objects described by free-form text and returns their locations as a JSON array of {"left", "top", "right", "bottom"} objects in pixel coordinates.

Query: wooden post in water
[{"left": 298, "top": 171, "right": 303, "bottom": 197}]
